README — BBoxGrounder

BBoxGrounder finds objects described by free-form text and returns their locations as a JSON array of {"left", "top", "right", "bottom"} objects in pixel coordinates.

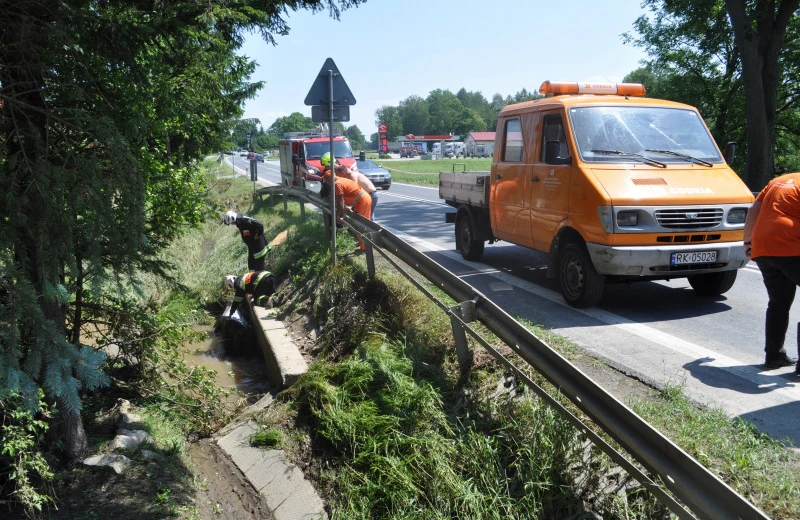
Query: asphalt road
[{"left": 234, "top": 156, "right": 800, "bottom": 447}]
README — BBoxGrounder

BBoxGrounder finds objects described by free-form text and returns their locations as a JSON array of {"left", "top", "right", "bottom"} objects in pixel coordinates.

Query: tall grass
[{"left": 290, "top": 339, "right": 597, "bottom": 519}]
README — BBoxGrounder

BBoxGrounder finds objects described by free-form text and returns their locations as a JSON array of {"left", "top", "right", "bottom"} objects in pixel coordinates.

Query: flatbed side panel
[{"left": 439, "top": 171, "right": 491, "bottom": 209}]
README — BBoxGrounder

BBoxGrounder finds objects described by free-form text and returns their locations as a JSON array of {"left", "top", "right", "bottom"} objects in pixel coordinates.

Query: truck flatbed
[{"left": 439, "top": 171, "right": 490, "bottom": 209}]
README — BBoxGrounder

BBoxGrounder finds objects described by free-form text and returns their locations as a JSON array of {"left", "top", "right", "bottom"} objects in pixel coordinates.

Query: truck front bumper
[{"left": 586, "top": 241, "right": 749, "bottom": 277}]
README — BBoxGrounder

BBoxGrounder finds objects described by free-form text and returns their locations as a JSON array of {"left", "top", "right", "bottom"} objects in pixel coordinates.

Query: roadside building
[{"left": 465, "top": 131, "right": 496, "bottom": 158}]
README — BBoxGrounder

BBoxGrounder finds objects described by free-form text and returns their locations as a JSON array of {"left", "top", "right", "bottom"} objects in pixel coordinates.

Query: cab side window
[
  {"left": 502, "top": 119, "right": 523, "bottom": 162},
  {"left": 541, "top": 114, "right": 570, "bottom": 164}
]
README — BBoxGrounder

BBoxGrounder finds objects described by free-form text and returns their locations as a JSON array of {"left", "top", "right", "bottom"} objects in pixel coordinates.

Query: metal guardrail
[{"left": 270, "top": 185, "right": 770, "bottom": 520}]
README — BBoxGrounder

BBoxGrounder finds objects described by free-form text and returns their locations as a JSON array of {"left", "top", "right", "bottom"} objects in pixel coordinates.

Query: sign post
[
  {"left": 305, "top": 58, "right": 356, "bottom": 265},
  {"left": 249, "top": 158, "right": 257, "bottom": 199}
]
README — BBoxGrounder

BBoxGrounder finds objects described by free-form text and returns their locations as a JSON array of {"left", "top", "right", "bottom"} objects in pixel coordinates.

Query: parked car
[
  {"left": 255, "top": 153, "right": 264, "bottom": 162},
  {"left": 354, "top": 158, "right": 391, "bottom": 190}
]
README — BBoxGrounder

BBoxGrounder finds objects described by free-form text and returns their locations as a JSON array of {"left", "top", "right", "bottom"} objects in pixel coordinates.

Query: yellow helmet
[{"left": 321, "top": 152, "right": 333, "bottom": 166}]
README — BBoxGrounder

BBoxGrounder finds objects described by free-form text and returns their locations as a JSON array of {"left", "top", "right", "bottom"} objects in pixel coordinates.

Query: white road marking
[{"left": 383, "top": 191, "right": 450, "bottom": 206}]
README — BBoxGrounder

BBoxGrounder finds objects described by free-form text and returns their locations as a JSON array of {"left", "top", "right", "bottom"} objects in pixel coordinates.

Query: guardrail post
[
  {"left": 282, "top": 189, "right": 288, "bottom": 211},
  {"left": 299, "top": 198, "right": 305, "bottom": 220},
  {"left": 365, "top": 238, "right": 375, "bottom": 278},
  {"left": 450, "top": 300, "right": 475, "bottom": 372},
  {"left": 323, "top": 213, "right": 332, "bottom": 240}
]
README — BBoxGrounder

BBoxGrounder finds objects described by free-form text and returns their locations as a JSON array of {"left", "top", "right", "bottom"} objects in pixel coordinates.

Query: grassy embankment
[{"left": 20, "top": 157, "right": 795, "bottom": 519}]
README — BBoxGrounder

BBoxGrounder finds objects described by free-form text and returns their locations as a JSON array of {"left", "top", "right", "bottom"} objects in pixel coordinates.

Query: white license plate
[{"left": 670, "top": 251, "right": 717, "bottom": 265}]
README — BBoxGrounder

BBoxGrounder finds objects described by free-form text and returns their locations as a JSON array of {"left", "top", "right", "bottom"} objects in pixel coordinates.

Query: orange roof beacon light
[{"left": 539, "top": 81, "right": 646, "bottom": 97}]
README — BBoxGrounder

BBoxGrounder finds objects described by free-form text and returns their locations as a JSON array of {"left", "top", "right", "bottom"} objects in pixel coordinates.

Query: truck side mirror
[
  {"left": 545, "top": 140, "right": 571, "bottom": 165},
  {"left": 723, "top": 142, "right": 736, "bottom": 165},
  {"left": 359, "top": 151, "right": 366, "bottom": 161}
]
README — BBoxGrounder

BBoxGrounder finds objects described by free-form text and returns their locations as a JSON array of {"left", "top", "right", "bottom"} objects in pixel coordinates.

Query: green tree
[
  {"left": 345, "top": 124, "right": 366, "bottom": 150},
  {"left": 626, "top": 0, "right": 800, "bottom": 189},
  {"left": 268, "top": 112, "right": 315, "bottom": 137},
  {"left": 0, "top": 0, "right": 367, "bottom": 463},
  {"left": 453, "top": 107, "right": 487, "bottom": 137},
  {"left": 624, "top": 0, "right": 800, "bottom": 190},
  {"left": 623, "top": 0, "right": 746, "bottom": 170},
  {"left": 456, "top": 88, "right": 495, "bottom": 130},
  {"left": 399, "top": 95, "right": 430, "bottom": 135},
  {"left": 426, "top": 89, "right": 464, "bottom": 135},
  {"left": 375, "top": 105, "right": 403, "bottom": 140},
  {"left": 488, "top": 93, "right": 507, "bottom": 130},
  {"left": 726, "top": 0, "right": 800, "bottom": 189}
]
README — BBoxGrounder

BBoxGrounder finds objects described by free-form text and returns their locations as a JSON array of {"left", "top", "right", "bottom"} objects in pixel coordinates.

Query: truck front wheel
[
  {"left": 688, "top": 270, "right": 737, "bottom": 296},
  {"left": 558, "top": 242, "right": 605, "bottom": 308},
  {"left": 456, "top": 213, "right": 484, "bottom": 261}
]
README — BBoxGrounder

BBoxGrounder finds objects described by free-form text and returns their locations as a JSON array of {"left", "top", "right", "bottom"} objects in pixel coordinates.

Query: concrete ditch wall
[
  {"left": 215, "top": 296, "right": 325, "bottom": 519},
  {"left": 244, "top": 296, "right": 309, "bottom": 389}
]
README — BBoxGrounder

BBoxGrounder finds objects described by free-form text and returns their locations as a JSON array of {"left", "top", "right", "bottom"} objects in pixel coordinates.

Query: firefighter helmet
[
  {"left": 223, "top": 210, "right": 237, "bottom": 225},
  {"left": 321, "top": 152, "right": 333, "bottom": 166},
  {"left": 225, "top": 275, "right": 236, "bottom": 289}
]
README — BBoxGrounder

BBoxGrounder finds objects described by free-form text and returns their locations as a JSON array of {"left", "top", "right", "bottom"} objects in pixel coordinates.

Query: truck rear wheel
[
  {"left": 688, "top": 270, "right": 737, "bottom": 296},
  {"left": 456, "top": 213, "right": 484, "bottom": 261},
  {"left": 558, "top": 242, "right": 605, "bottom": 308}
]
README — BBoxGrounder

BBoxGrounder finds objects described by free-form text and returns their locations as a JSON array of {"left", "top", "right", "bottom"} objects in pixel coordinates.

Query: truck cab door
[
  {"left": 530, "top": 112, "right": 573, "bottom": 251},
  {"left": 491, "top": 117, "right": 534, "bottom": 248},
  {"left": 292, "top": 142, "right": 304, "bottom": 185}
]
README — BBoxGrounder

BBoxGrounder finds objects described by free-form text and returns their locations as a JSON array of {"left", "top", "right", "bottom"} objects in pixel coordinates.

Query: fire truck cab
[{"left": 279, "top": 134, "right": 356, "bottom": 193}]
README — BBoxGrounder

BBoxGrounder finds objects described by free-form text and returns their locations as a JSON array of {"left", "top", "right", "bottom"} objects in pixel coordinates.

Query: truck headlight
[
  {"left": 727, "top": 208, "right": 747, "bottom": 224},
  {"left": 617, "top": 211, "right": 638, "bottom": 227},
  {"left": 598, "top": 206, "right": 613, "bottom": 233}
]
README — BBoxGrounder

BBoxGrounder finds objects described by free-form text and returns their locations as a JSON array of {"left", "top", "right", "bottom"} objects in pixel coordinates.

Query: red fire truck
[{"left": 279, "top": 133, "right": 356, "bottom": 193}]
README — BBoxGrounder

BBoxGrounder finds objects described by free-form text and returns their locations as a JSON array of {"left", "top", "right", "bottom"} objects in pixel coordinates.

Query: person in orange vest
[
  {"left": 225, "top": 271, "right": 276, "bottom": 313},
  {"left": 321, "top": 167, "right": 372, "bottom": 250},
  {"left": 744, "top": 172, "right": 800, "bottom": 372},
  {"left": 335, "top": 163, "right": 378, "bottom": 220}
]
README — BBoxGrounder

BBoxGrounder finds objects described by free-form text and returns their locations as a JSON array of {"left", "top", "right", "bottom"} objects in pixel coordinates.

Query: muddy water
[{"left": 182, "top": 325, "right": 272, "bottom": 402}]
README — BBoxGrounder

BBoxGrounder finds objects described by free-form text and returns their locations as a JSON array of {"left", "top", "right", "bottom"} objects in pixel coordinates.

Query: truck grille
[{"left": 654, "top": 208, "right": 723, "bottom": 229}]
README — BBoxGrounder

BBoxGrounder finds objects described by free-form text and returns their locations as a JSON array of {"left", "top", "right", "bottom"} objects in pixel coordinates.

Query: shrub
[{"left": 0, "top": 391, "right": 55, "bottom": 517}]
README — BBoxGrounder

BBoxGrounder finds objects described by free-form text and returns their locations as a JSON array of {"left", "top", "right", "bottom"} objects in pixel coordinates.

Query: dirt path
[{"left": 186, "top": 439, "right": 271, "bottom": 520}]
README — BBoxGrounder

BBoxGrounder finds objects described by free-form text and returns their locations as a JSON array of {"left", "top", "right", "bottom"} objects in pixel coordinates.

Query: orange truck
[
  {"left": 440, "top": 81, "right": 754, "bottom": 307},
  {"left": 279, "top": 133, "right": 356, "bottom": 193}
]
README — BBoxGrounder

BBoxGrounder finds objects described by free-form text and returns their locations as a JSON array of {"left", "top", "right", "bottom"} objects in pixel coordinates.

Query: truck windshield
[
  {"left": 305, "top": 140, "right": 354, "bottom": 160},
  {"left": 568, "top": 106, "right": 723, "bottom": 164}
]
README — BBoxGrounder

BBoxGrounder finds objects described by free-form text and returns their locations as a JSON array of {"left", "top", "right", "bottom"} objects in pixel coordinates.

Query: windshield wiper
[
  {"left": 590, "top": 149, "right": 666, "bottom": 168},
  {"left": 644, "top": 149, "right": 713, "bottom": 167}
]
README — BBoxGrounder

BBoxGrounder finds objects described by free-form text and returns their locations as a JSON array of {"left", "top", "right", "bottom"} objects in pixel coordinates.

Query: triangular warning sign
[{"left": 304, "top": 58, "right": 356, "bottom": 106}]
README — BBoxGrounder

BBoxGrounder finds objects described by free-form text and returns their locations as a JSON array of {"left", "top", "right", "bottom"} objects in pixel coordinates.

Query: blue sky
[{"left": 241, "top": 0, "right": 650, "bottom": 136}]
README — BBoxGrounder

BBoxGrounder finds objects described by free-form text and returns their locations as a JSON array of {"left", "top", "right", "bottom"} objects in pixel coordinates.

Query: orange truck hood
[{"left": 589, "top": 165, "right": 754, "bottom": 205}]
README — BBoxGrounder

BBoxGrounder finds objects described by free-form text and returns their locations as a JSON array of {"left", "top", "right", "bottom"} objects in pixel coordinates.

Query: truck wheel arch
[
  {"left": 547, "top": 227, "right": 606, "bottom": 307},
  {"left": 455, "top": 206, "right": 490, "bottom": 261},
  {"left": 547, "top": 227, "right": 584, "bottom": 279}
]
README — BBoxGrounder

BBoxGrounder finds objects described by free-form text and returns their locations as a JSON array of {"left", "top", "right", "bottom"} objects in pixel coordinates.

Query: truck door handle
[{"left": 531, "top": 177, "right": 540, "bottom": 182}]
